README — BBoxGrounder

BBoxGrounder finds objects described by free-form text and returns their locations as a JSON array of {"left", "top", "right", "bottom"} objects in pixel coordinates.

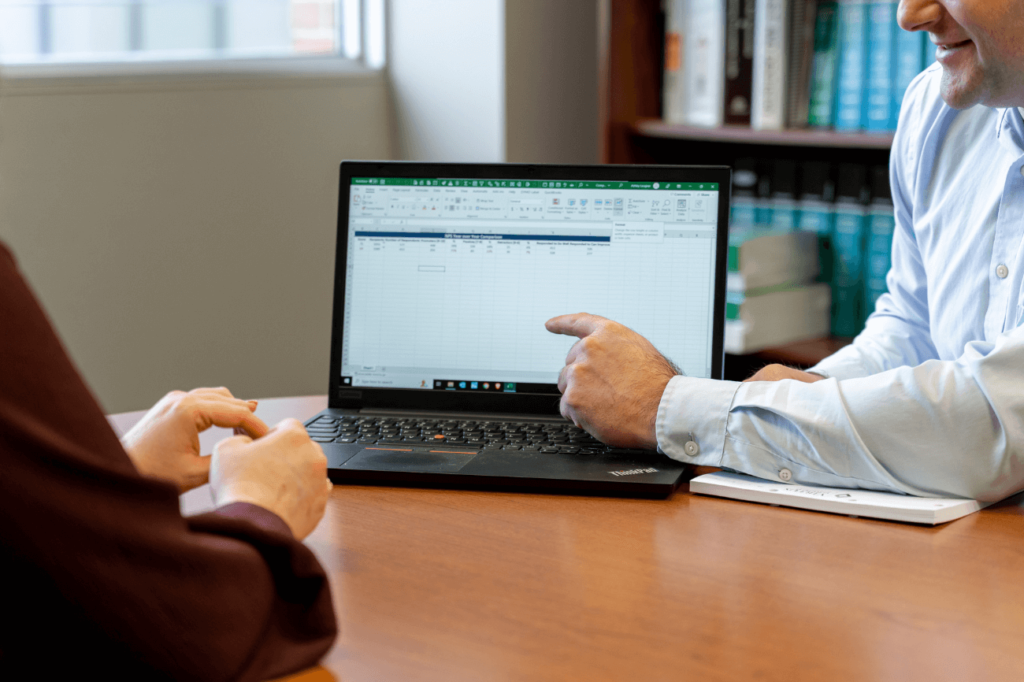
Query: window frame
[{"left": 0, "top": 0, "right": 385, "bottom": 83}]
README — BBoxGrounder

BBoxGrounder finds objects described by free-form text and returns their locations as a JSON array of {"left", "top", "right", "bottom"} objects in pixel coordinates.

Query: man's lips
[
  {"left": 935, "top": 39, "right": 972, "bottom": 51},
  {"left": 934, "top": 38, "right": 974, "bottom": 64}
]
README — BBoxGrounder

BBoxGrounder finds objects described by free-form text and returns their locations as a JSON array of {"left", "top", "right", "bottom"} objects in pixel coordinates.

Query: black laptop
[{"left": 306, "top": 161, "right": 731, "bottom": 497}]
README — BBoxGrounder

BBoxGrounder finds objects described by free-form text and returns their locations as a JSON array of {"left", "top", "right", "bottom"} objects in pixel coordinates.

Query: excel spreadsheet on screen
[{"left": 339, "top": 176, "right": 720, "bottom": 391}]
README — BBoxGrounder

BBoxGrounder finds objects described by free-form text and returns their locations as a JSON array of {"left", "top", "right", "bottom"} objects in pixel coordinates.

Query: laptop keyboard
[{"left": 305, "top": 415, "right": 649, "bottom": 455}]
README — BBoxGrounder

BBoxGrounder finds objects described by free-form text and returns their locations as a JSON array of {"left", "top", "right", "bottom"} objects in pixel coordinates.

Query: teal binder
[
  {"left": 833, "top": 207, "right": 867, "bottom": 335},
  {"left": 769, "top": 160, "right": 798, "bottom": 233},
  {"left": 799, "top": 161, "right": 836, "bottom": 288},
  {"left": 808, "top": 1, "right": 840, "bottom": 127},
  {"left": 865, "top": 2, "right": 897, "bottom": 132},
  {"left": 799, "top": 202, "right": 836, "bottom": 284},
  {"left": 835, "top": 0, "right": 868, "bottom": 131},
  {"left": 832, "top": 164, "right": 868, "bottom": 336},
  {"left": 865, "top": 208, "right": 895, "bottom": 321},
  {"left": 731, "top": 200, "right": 758, "bottom": 233},
  {"left": 864, "top": 166, "right": 895, "bottom": 323}
]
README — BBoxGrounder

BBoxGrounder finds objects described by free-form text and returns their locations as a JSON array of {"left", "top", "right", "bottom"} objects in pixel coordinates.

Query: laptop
[{"left": 306, "top": 161, "right": 731, "bottom": 498}]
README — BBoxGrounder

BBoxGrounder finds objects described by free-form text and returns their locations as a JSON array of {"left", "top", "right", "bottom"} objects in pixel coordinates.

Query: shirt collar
[{"left": 997, "top": 107, "right": 1024, "bottom": 154}]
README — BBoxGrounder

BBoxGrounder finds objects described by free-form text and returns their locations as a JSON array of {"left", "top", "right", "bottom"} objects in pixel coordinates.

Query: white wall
[
  {"left": 0, "top": 71, "right": 392, "bottom": 413},
  {"left": 388, "top": 0, "right": 506, "bottom": 162},
  {"left": 388, "top": 0, "right": 599, "bottom": 165}
]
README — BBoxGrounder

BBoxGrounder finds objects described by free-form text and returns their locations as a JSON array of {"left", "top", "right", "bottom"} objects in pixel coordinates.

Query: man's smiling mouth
[{"left": 936, "top": 39, "right": 972, "bottom": 51}]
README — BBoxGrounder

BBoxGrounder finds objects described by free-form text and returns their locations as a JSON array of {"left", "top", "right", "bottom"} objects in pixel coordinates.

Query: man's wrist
[{"left": 655, "top": 376, "right": 739, "bottom": 465}]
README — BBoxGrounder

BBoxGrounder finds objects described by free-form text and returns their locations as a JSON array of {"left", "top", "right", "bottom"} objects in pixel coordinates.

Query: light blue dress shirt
[{"left": 656, "top": 64, "right": 1024, "bottom": 501}]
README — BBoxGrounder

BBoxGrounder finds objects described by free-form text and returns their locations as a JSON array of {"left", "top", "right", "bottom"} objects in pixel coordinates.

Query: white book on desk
[{"left": 690, "top": 471, "right": 990, "bottom": 525}]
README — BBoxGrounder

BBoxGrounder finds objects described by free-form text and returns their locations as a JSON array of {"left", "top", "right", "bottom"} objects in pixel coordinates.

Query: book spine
[
  {"left": 831, "top": 203, "right": 867, "bottom": 335},
  {"left": 770, "top": 199, "right": 799, "bottom": 232},
  {"left": 751, "top": 0, "right": 789, "bottom": 130},
  {"left": 797, "top": 200, "right": 836, "bottom": 284},
  {"left": 685, "top": 0, "right": 726, "bottom": 127},
  {"left": 835, "top": 0, "right": 868, "bottom": 132},
  {"left": 786, "top": 0, "right": 818, "bottom": 128},
  {"left": 864, "top": 205, "right": 895, "bottom": 322},
  {"left": 894, "top": 24, "right": 926, "bottom": 117},
  {"left": 724, "top": 0, "right": 755, "bottom": 125},
  {"left": 865, "top": 2, "right": 897, "bottom": 132},
  {"left": 730, "top": 197, "right": 759, "bottom": 233},
  {"left": 807, "top": 1, "right": 839, "bottom": 127},
  {"left": 662, "top": 0, "right": 688, "bottom": 124},
  {"left": 755, "top": 197, "right": 774, "bottom": 230}
]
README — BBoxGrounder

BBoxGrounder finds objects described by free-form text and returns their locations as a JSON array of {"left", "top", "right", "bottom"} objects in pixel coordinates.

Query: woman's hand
[
  {"left": 121, "top": 387, "right": 269, "bottom": 493},
  {"left": 211, "top": 419, "right": 332, "bottom": 540}
]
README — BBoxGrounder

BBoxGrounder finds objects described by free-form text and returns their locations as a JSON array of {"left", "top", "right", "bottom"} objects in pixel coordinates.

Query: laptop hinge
[{"left": 360, "top": 407, "right": 567, "bottom": 422}]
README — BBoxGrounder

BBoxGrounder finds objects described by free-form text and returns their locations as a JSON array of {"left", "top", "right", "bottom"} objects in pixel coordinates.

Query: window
[{"left": 0, "top": 0, "right": 385, "bottom": 68}]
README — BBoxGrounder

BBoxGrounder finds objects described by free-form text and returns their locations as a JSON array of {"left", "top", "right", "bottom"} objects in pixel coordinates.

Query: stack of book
[
  {"left": 725, "top": 160, "right": 894, "bottom": 353},
  {"left": 662, "top": 0, "right": 933, "bottom": 132}
]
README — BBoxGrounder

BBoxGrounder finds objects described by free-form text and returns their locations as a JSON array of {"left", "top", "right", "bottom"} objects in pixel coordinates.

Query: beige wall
[
  {"left": 505, "top": 0, "right": 599, "bottom": 165},
  {"left": 0, "top": 2, "right": 599, "bottom": 414},
  {"left": 0, "top": 71, "right": 392, "bottom": 413}
]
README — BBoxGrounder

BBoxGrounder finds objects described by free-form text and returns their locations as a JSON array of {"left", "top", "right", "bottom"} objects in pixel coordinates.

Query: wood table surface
[{"left": 109, "top": 397, "right": 1024, "bottom": 682}]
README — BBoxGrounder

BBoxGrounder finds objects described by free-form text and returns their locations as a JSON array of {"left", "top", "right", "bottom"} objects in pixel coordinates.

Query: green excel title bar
[{"left": 351, "top": 177, "right": 718, "bottom": 191}]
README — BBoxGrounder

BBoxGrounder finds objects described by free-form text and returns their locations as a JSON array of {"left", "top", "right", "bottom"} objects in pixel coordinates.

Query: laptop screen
[{"left": 338, "top": 174, "right": 721, "bottom": 394}]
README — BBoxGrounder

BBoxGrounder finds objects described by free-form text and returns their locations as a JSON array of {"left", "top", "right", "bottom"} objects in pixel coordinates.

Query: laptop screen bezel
[{"left": 329, "top": 161, "right": 732, "bottom": 414}]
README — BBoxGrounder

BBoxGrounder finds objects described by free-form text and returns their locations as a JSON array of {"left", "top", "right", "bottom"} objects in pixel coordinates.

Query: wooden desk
[{"left": 110, "top": 397, "right": 1024, "bottom": 681}]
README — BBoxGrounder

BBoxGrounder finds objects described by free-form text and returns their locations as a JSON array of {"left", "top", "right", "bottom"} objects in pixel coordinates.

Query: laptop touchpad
[{"left": 340, "top": 447, "right": 479, "bottom": 473}]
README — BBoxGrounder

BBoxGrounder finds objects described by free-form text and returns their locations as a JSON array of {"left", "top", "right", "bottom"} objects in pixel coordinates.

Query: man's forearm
[{"left": 658, "top": 348, "right": 1024, "bottom": 501}]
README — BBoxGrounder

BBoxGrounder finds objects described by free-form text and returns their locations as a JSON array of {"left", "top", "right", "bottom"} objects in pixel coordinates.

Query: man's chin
[{"left": 939, "top": 69, "right": 987, "bottom": 110}]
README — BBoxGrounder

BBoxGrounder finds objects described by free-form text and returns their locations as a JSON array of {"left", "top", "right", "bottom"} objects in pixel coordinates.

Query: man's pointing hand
[{"left": 545, "top": 313, "right": 679, "bottom": 450}]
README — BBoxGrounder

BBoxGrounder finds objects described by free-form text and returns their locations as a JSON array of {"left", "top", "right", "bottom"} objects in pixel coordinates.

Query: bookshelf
[
  {"left": 634, "top": 121, "right": 894, "bottom": 150},
  {"left": 598, "top": 0, "right": 886, "bottom": 379}
]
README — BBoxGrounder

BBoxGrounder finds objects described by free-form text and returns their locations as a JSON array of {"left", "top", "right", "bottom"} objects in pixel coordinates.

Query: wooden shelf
[
  {"left": 723, "top": 337, "right": 853, "bottom": 380},
  {"left": 745, "top": 337, "right": 853, "bottom": 367},
  {"left": 635, "top": 120, "right": 895, "bottom": 150}
]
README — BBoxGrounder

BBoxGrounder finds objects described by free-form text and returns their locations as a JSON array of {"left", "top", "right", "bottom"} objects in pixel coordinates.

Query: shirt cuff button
[
  {"left": 684, "top": 440, "right": 700, "bottom": 457},
  {"left": 779, "top": 468, "right": 793, "bottom": 482}
]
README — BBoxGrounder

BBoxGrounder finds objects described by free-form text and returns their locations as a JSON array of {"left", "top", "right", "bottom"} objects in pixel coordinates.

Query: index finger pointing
[{"left": 545, "top": 313, "right": 606, "bottom": 339}]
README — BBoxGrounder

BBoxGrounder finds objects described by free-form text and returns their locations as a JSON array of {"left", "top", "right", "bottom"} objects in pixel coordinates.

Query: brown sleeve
[{"left": 0, "top": 242, "right": 336, "bottom": 680}]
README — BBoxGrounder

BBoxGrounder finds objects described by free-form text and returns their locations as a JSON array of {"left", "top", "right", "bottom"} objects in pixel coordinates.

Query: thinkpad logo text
[{"left": 609, "top": 467, "right": 659, "bottom": 477}]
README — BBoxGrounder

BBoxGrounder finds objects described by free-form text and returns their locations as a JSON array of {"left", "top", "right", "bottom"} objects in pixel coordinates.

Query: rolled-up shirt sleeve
[{"left": 657, "top": 329, "right": 1024, "bottom": 501}]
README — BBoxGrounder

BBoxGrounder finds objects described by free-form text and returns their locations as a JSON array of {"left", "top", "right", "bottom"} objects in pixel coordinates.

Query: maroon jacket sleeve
[{"left": 0, "top": 242, "right": 336, "bottom": 680}]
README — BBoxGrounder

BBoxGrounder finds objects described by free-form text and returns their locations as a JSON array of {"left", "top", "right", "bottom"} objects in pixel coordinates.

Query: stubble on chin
[{"left": 939, "top": 66, "right": 988, "bottom": 110}]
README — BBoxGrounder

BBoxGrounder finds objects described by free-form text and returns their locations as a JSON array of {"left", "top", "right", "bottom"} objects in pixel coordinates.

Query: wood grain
[
  {"left": 111, "top": 398, "right": 1024, "bottom": 681},
  {"left": 636, "top": 120, "right": 895, "bottom": 150},
  {"left": 599, "top": 0, "right": 663, "bottom": 164},
  {"left": 307, "top": 476, "right": 1024, "bottom": 682}
]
